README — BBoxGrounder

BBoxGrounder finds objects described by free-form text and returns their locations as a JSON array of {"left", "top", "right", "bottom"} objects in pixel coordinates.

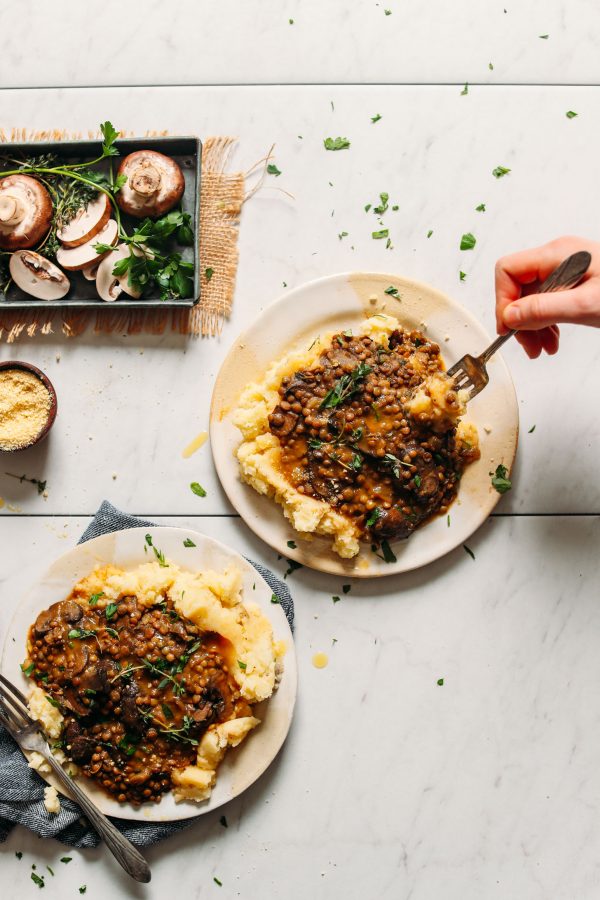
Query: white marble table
[{"left": 1, "top": 4, "right": 600, "bottom": 899}]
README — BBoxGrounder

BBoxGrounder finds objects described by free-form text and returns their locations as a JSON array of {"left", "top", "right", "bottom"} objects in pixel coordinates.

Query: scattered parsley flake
[
  {"left": 342, "top": 584, "right": 351, "bottom": 594},
  {"left": 88, "top": 592, "right": 104, "bottom": 606},
  {"left": 324, "top": 136, "right": 350, "bottom": 151},
  {"left": 461, "top": 82, "right": 469, "bottom": 95},
  {"left": 60, "top": 857, "right": 72, "bottom": 864},
  {"left": 371, "top": 113, "right": 382, "bottom": 123},
  {"left": 492, "top": 165, "right": 511, "bottom": 178},
  {"left": 31, "top": 872, "right": 45, "bottom": 888},
  {"left": 105, "top": 602, "right": 118, "bottom": 620},
  {"left": 270, "top": 594, "right": 280, "bottom": 604},
  {"left": 447, "top": 514, "right": 451, "bottom": 527},
  {"left": 332, "top": 596, "right": 341, "bottom": 604},
  {"left": 460, "top": 232, "right": 476, "bottom": 250},
  {"left": 21, "top": 662, "right": 35, "bottom": 677},
  {"left": 437, "top": 678, "right": 444, "bottom": 686},
  {"left": 528, "top": 425, "right": 536, "bottom": 433},
  {"left": 46, "top": 866, "right": 54, "bottom": 877},
  {"left": 214, "top": 877, "right": 223, "bottom": 887},
  {"left": 459, "top": 271, "right": 467, "bottom": 281},
  {"left": 372, "top": 229, "right": 389, "bottom": 240},
  {"left": 414, "top": 474, "right": 422, "bottom": 488},
  {"left": 476, "top": 203, "right": 486, "bottom": 212},
  {"left": 267, "top": 163, "right": 282, "bottom": 176},
  {"left": 220, "top": 815, "right": 228, "bottom": 828},
  {"left": 204, "top": 267, "right": 214, "bottom": 282},
  {"left": 15, "top": 851, "right": 22, "bottom": 860},
  {"left": 384, "top": 8, "right": 391, "bottom": 14},
  {"left": 566, "top": 110, "right": 578, "bottom": 119},
  {"left": 364, "top": 203, "right": 371, "bottom": 212},
  {"left": 183, "top": 538, "right": 196, "bottom": 547},
  {"left": 238, "top": 660, "right": 247, "bottom": 671},
  {"left": 427, "top": 230, "right": 433, "bottom": 238},
  {"left": 384, "top": 285, "right": 399, "bottom": 296},
  {"left": 463, "top": 545, "right": 476, "bottom": 560},
  {"left": 365, "top": 507, "right": 382, "bottom": 528},
  {"left": 539, "top": 34, "right": 549, "bottom": 39},
  {"left": 380, "top": 540, "right": 397, "bottom": 563},
  {"left": 190, "top": 482, "right": 207, "bottom": 498},
  {"left": 284, "top": 558, "right": 303, "bottom": 578},
  {"left": 287, "top": 540, "right": 297, "bottom": 549},
  {"left": 489, "top": 62, "right": 494, "bottom": 70},
  {"left": 338, "top": 231, "right": 349, "bottom": 240},
  {"left": 289, "top": 18, "right": 294, "bottom": 24},
  {"left": 490, "top": 463, "right": 512, "bottom": 493},
  {"left": 79, "top": 888, "right": 87, "bottom": 895}
]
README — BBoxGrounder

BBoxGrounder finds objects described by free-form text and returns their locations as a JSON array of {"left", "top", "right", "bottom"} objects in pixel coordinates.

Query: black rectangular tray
[{"left": 0, "top": 135, "right": 202, "bottom": 309}]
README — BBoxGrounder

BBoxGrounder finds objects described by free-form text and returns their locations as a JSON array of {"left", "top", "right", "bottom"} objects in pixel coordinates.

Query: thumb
[{"left": 503, "top": 286, "right": 590, "bottom": 330}]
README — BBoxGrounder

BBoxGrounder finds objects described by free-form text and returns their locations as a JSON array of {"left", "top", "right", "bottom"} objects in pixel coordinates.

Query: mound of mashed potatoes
[
  {"left": 28, "top": 560, "right": 280, "bottom": 804},
  {"left": 232, "top": 314, "right": 477, "bottom": 559}
]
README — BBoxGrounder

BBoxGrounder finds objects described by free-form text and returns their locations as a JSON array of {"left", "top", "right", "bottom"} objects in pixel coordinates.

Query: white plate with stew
[
  {"left": 210, "top": 271, "right": 519, "bottom": 577},
  {"left": 1, "top": 526, "right": 296, "bottom": 821}
]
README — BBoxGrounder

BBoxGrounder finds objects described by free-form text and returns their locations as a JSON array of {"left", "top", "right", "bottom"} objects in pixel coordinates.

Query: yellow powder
[{"left": 0, "top": 369, "right": 51, "bottom": 451}]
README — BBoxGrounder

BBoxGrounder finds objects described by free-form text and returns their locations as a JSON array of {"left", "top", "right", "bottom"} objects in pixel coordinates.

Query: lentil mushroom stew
[
  {"left": 267, "top": 325, "right": 480, "bottom": 547},
  {"left": 25, "top": 591, "right": 251, "bottom": 806}
]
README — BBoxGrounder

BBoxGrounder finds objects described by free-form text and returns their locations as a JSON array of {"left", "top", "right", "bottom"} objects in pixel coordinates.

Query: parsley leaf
[
  {"left": 528, "top": 425, "right": 536, "bottom": 433},
  {"left": 371, "top": 113, "right": 382, "bottom": 123},
  {"left": 459, "top": 271, "right": 467, "bottom": 281},
  {"left": 566, "top": 110, "right": 578, "bottom": 119},
  {"left": 220, "top": 815, "right": 228, "bottom": 827},
  {"left": 475, "top": 203, "right": 486, "bottom": 212},
  {"left": 372, "top": 229, "right": 389, "bottom": 240},
  {"left": 89, "top": 592, "right": 104, "bottom": 606},
  {"left": 365, "top": 507, "right": 382, "bottom": 528},
  {"left": 463, "top": 545, "right": 475, "bottom": 560},
  {"left": 287, "top": 540, "right": 297, "bottom": 549},
  {"left": 324, "top": 137, "right": 351, "bottom": 151},
  {"left": 427, "top": 229, "right": 433, "bottom": 238},
  {"left": 437, "top": 677, "right": 444, "bottom": 686},
  {"left": 183, "top": 538, "right": 196, "bottom": 547},
  {"left": 190, "top": 482, "right": 207, "bottom": 497},
  {"left": 380, "top": 540, "right": 396, "bottom": 563},
  {"left": 342, "top": 584, "right": 351, "bottom": 594},
  {"left": 31, "top": 872, "right": 45, "bottom": 888},
  {"left": 204, "top": 267, "right": 214, "bottom": 282},
  {"left": 492, "top": 165, "right": 511, "bottom": 178},
  {"left": 460, "top": 232, "right": 476, "bottom": 250},
  {"left": 100, "top": 121, "right": 120, "bottom": 157},
  {"left": 270, "top": 594, "right": 280, "bottom": 604},
  {"left": 461, "top": 82, "right": 469, "bottom": 95},
  {"left": 490, "top": 463, "right": 512, "bottom": 493},
  {"left": 105, "top": 603, "right": 118, "bottom": 620},
  {"left": 384, "top": 285, "right": 399, "bottom": 296},
  {"left": 267, "top": 163, "right": 282, "bottom": 176}
]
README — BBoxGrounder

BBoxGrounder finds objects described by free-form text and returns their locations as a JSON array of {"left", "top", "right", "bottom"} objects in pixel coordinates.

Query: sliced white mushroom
[
  {"left": 82, "top": 260, "right": 100, "bottom": 281},
  {"left": 116, "top": 150, "right": 185, "bottom": 218},
  {"left": 0, "top": 175, "right": 53, "bottom": 251},
  {"left": 9, "top": 250, "right": 70, "bottom": 300},
  {"left": 96, "top": 243, "right": 142, "bottom": 302},
  {"left": 55, "top": 219, "right": 118, "bottom": 271},
  {"left": 56, "top": 193, "right": 111, "bottom": 248}
]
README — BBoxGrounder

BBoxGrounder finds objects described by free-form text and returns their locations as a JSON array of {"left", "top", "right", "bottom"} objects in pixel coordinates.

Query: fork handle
[
  {"left": 481, "top": 249, "right": 592, "bottom": 364},
  {"left": 43, "top": 752, "right": 151, "bottom": 883}
]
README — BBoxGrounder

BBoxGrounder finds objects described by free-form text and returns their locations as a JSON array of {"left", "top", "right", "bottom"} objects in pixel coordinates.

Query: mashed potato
[
  {"left": 232, "top": 314, "right": 478, "bottom": 558},
  {"left": 28, "top": 560, "right": 278, "bottom": 804}
]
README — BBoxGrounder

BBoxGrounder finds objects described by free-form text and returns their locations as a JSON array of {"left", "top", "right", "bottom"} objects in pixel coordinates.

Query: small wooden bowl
[{"left": 0, "top": 360, "right": 58, "bottom": 452}]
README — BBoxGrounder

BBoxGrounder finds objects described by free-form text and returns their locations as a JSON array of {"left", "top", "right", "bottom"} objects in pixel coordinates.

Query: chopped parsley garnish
[
  {"left": 332, "top": 596, "right": 341, "bottom": 604},
  {"left": 88, "top": 592, "right": 104, "bottom": 606},
  {"left": 67, "top": 629, "right": 95, "bottom": 641},
  {"left": 21, "top": 662, "right": 35, "bottom": 677},
  {"left": 460, "top": 82, "right": 469, "bottom": 95},
  {"left": 15, "top": 851, "right": 22, "bottom": 860},
  {"left": 492, "top": 165, "right": 511, "bottom": 178},
  {"left": 214, "top": 878, "right": 223, "bottom": 887},
  {"left": 372, "top": 229, "right": 389, "bottom": 240},
  {"left": 489, "top": 62, "right": 494, "bottom": 70},
  {"left": 384, "top": 8, "right": 391, "bottom": 14},
  {"left": 342, "top": 584, "right": 351, "bottom": 594},
  {"left": 475, "top": 203, "right": 486, "bottom": 212},
  {"left": 190, "top": 482, "right": 207, "bottom": 497},
  {"left": 308, "top": 438, "right": 322, "bottom": 449},
  {"left": 528, "top": 425, "right": 536, "bottom": 433},
  {"left": 539, "top": 33, "right": 549, "bottom": 39},
  {"left": 79, "top": 887, "right": 87, "bottom": 895},
  {"left": 161, "top": 703, "right": 174, "bottom": 720},
  {"left": 459, "top": 271, "right": 467, "bottom": 281},
  {"left": 105, "top": 603, "right": 118, "bottom": 620},
  {"left": 338, "top": 231, "right": 349, "bottom": 240},
  {"left": 382, "top": 453, "right": 415, "bottom": 477},
  {"left": 267, "top": 163, "right": 282, "bottom": 176},
  {"left": 373, "top": 192, "right": 389, "bottom": 215},
  {"left": 460, "top": 232, "right": 476, "bottom": 250},
  {"left": 490, "top": 463, "right": 512, "bottom": 493},
  {"left": 287, "top": 540, "right": 297, "bottom": 549},
  {"left": 117, "top": 736, "right": 137, "bottom": 757},
  {"left": 238, "top": 660, "right": 247, "bottom": 671},
  {"left": 427, "top": 230, "right": 433, "bottom": 238},
  {"left": 145, "top": 533, "right": 168, "bottom": 567},
  {"left": 380, "top": 540, "right": 396, "bottom": 563},
  {"left": 566, "top": 110, "right": 578, "bottom": 119},
  {"left": 183, "top": 538, "right": 196, "bottom": 547},
  {"left": 413, "top": 474, "right": 422, "bottom": 488},
  {"left": 31, "top": 872, "right": 45, "bottom": 888},
  {"left": 46, "top": 866, "right": 54, "bottom": 877},
  {"left": 220, "top": 815, "right": 228, "bottom": 828},
  {"left": 384, "top": 285, "right": 399, "bottom": 296},
  {"left": 371, "top": 113, "right": 382, "bottom": 123},
  {"left": 463, "top": 545, "right": 475, "bottom": 560},
  {"left": 284, "top": 558, "right": 304, "bottom": 578},
  {"left": 60, "top": 858, "right": 72, "bottom": 864},
  {"left": 437, "top": 678, "right": 444, "bottom": 686},
  {"left": 364, "top": 203, "right": 371, "bottom": 212},
  {"left": 320, "top": 362, "right": 372, "bottom": 409},
  {"left": 365, "top": 507, "right": 382, "bottom": 528},
  {"left": 324, "top": 137, "right": 350, "bottom": 151},
  {"left": 270, "top": 594, "right": 280, "bottom": 604}
]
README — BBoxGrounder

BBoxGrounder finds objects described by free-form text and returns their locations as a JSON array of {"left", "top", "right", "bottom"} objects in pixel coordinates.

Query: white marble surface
[
  {"left": 1, "top": 515, "right": 600, "bottom": 899},
  {"left": 1, "top": 0, "right": 600, "bottom": 87},
  {"left": 0, "top": 86, "right": 599, "bottom": 515}
]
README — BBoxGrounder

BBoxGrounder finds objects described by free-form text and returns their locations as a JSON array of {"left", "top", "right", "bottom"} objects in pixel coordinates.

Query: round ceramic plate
[
  {"left": 211, "top": 271, "right": 519, "bottom": 577},
  {"left": 1, "top": 526, "right": 297, "bottom": 821}
]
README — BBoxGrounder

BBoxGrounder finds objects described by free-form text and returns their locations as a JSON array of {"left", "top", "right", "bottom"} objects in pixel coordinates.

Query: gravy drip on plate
[
  {"left": 268, "top": 327, "right": 479, "bottom": 543},
  {"left": 26, "top": 594, "right": 251, "bottom": 805}
]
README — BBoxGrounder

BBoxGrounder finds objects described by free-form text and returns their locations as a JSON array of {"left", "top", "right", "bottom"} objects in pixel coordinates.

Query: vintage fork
[
  {"left": 0, "top": 672, "right": 151, "bottom": 883},
  {"left": 446, "top": 250, "right": 592, "bottom": 400}
]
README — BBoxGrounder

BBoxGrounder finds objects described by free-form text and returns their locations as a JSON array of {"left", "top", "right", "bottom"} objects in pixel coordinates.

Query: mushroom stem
[
  {"left": 131, "top": 163, "right": 161, "bottom": 196},
  {"left": 0, "top": 194, "right": 25, "bottom": 226}
]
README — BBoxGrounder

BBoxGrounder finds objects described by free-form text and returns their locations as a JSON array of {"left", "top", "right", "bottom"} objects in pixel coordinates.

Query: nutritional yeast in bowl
[{"left": 0, "top": 367, "right": 53, "bottom": 451}]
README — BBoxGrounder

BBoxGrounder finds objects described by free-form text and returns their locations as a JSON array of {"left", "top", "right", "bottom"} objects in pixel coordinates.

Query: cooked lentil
[
  {"left": 268, "top": 327, "right": 479, "bottom": 543},
  {"left": 26, "top": 594, "right": 250, "bottom": 805}
]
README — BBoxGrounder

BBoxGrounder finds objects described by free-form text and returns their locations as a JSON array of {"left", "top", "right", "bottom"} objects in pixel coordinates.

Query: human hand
[{"left": 495, "top": 236, "right": 600, "bottom": 358}]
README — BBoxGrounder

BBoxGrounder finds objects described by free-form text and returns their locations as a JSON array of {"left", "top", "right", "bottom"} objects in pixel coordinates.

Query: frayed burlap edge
[{"left": 0, "top": 129, "right": 244, "bottom": 342}]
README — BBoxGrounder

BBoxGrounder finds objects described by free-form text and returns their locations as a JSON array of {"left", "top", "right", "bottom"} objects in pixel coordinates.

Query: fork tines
[{"left": 0, "top": 671, "right": 36, "bottom": 734}]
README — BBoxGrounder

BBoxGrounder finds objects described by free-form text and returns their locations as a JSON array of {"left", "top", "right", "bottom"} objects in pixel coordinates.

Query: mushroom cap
[
  {"left": 116, "top": 150, "right": 185, "bottom": 219},
  {"left": 96, "top": 243, "right": 143, "bottom": 302},
  {"left": 9, "top": 250, "right": 70, "bottom": 300},
  {"left": 55, "top": 218, "right": 118, "bottom": 271},
  {"left": 82, "top": 260, "right": 101, "bottom": 281},
  {"left": 0, "top": 175, "right": 53, "bottom": 251},
  {"left": 56, "top": 192, "right": 111, "bottom": 248}
]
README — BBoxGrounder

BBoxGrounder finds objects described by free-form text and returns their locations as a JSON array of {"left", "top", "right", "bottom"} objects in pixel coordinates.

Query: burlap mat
[{"left": 0, "top": 129, "right": 244, "bottom": 342}]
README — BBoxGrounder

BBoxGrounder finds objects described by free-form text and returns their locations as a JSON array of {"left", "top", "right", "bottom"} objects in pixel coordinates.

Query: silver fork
[
  {"left": 0, "top": 672, "right": 151, "bottom": 883},
  {"left": 447, "top": 250, "right": 592, "bottom": 399}
]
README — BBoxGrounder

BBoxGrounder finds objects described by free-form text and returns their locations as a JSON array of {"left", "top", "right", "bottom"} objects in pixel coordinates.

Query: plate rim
[{"left": 0, "top": 524, "right": 297, "bottom": 821}]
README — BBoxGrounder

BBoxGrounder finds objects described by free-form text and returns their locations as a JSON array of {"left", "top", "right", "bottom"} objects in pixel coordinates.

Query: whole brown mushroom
[
  {"left": 0, "top": 174, "right": 53, "bottom": 250},
  {"left": 116, "top": 150, "right": 185, "bottom": 218}
]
